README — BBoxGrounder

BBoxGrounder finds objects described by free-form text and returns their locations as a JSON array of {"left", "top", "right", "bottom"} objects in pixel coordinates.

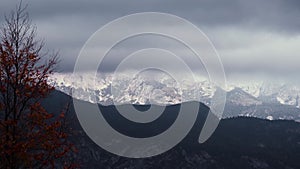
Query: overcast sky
[{"left": 1, "top": 0, "right": 300, "bottom": 83}]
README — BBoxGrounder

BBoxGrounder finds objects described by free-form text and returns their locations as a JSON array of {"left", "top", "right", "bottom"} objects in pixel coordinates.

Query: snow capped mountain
[
  {"left": 49, "top": 72, "right": 214, "bottom": 105},
  {"left": 226, "top": 87, "right": 262, "bottom": 106},
  {"left": 49, "top": 72, "right": 300, "bottom": 108},
  {"left": 48, "top": 72, "right": 300, "bottom": 121},
  {"left": 228, "top": 81, "right": 300, "bottom": 108},
  {"left": 227, "top": 82, "right": 263, "bottom": 98}
]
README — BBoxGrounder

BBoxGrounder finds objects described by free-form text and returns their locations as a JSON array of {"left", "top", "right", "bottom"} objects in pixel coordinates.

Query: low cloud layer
[{"left": 0, "top": 0, "right": 300, "bottom": 82}]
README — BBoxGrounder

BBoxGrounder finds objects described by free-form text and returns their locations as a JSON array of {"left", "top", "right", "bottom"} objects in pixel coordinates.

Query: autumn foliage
[{"left": 0, "top": 4, "right": 77, "bottom": 169}]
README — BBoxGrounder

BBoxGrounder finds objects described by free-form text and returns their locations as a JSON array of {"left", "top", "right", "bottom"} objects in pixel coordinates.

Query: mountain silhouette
[{"left": 42, "top": 90, "right": 300, "bottom": 169}]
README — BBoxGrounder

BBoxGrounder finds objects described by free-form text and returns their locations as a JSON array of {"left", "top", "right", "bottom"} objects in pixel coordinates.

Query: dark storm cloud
[
  {"left": 0, "top": 0, "right": 300, "bottom": 80},
  {"left": 9, "top": 0, "right": 298, "bottom": 31},
  {"left": 4, "top": 0, "right": 296, "bottom": 33}
]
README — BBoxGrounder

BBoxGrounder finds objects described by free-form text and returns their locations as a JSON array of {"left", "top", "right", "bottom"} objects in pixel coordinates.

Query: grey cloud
[
  {"left": 24, "top": 0, "right": 300, "bottom": 32},
  {"left": 2, "top": 0, "right": 299, "bottom": 31},
  {"left": 0, "top": 0, "right": 300, "bottom": 82}
]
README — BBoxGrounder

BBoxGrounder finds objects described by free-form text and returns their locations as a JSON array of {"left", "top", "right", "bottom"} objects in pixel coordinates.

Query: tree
[{"left": 0, "top": 3, "right": 77, "bottom": 169}]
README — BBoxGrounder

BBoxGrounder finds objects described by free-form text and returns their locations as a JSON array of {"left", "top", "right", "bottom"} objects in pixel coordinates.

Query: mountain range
[
  {"left": 42, "top": 90, "right": 300, "bottom": 169},
  {"left": 49, "top": 73, "right": 300, "bottom": 122}
]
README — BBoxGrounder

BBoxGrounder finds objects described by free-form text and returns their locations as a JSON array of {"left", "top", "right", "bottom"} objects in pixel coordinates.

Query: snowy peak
[
  {"left": 227, "top": 87, "right": 262, "bottom": 106},
  {"left": 49, "top": 72, "right": 215, "bottom": 105},
  {"left": 49, "top": 72, "right": 300, "bottom": 108}
]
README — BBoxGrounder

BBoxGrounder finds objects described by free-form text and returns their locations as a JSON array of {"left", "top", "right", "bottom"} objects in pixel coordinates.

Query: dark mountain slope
[{"left": 42, "top": 90, "right": 300, "bottom": 169}]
